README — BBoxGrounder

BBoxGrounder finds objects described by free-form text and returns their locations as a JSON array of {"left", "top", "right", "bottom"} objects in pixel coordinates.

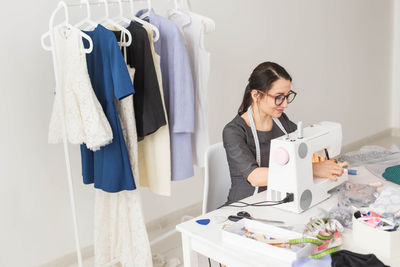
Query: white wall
[
  {"left": 0, "top": 0, "right": 394, "bottom": 266},
  {"left": 392, "top": 0, "right": 400, "bottom": 128}
]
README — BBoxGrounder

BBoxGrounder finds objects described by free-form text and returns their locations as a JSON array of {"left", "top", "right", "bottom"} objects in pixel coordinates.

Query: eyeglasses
[{"left": 258, "top": 90, "right": 297, "bottom": 106}]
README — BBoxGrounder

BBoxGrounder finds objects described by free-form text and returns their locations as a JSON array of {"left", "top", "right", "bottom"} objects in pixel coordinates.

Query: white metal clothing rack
[
  {"left": 41, "top": 2, "right": 86, "bottom": 267},
  {"left": 42, "top": 0, "right": 199, "bottom": 266},
  {"left": 41, "top": 1, "right": 138, "bottom": 266}
]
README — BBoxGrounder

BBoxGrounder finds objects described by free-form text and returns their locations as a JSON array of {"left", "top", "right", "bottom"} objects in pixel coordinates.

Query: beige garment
[
  {"left": 138, "top": 23, "right": 172, "bottom": 196},
  {"left": 94, "top": 33, "right": 153, "bottom": 267}
]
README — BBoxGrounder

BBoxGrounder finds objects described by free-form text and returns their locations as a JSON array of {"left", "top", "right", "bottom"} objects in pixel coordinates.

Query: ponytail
[{"left": 238, "top": 84, "right": 252, "bottom": 114}]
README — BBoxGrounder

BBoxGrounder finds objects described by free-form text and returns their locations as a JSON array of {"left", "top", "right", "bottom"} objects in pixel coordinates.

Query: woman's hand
[{"left": 312, "top": 160, "right": 345, "bottom": 181}]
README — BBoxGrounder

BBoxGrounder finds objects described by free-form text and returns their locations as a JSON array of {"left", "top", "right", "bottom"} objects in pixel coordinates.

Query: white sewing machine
[{"left": 266, "top": 121, "right": 348, "bottom": 213}]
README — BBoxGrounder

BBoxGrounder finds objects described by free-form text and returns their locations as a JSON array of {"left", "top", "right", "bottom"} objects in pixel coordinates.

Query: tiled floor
[{"left": 68, "top": 135, "right": 400, "bottom": 267}]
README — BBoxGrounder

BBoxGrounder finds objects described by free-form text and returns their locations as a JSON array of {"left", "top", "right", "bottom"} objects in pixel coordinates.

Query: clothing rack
[
  {"left": 42, "top": 0, "right": 198, "bottom": 266},
  {"left": 41, "top": 1, "right": 147, "bottom": 267},
  {"left": 41, "top": 3, "right": 85, "bottom": 267}
]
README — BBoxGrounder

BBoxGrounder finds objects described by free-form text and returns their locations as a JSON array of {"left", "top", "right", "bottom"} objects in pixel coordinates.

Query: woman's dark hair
[{"left": 238, "top": 62, "right": 292, "bottom": 114}]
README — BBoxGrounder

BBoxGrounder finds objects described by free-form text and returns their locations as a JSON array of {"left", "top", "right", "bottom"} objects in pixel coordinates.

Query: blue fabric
[
  {"left": 136, "top": 9, "right": 195, "bottom": 180},
  {"left": 80, "top": 25, "right": 136, "bottom": 192},
  {"left": 292, "top": 255, "right": 332, "bottom": 267}
]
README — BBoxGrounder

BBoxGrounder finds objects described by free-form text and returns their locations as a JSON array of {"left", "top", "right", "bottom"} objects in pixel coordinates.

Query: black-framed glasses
[{"left": 258, "top": 90, "right": 297, "bottom": 106}]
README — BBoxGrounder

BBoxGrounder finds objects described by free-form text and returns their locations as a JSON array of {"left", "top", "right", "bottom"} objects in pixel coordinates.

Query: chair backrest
[{"left": 202, "top": 142, "right": 231, "bottom": 215}]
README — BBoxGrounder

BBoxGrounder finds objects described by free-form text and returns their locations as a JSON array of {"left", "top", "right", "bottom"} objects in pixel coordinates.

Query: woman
[{"left": 223, "top": 62, "right": 345, "bottom": 204}]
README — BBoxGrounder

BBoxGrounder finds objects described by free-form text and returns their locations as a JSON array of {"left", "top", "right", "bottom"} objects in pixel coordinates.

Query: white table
[{"left": 176, "top": 167, "right": 400, "bottom": 267}]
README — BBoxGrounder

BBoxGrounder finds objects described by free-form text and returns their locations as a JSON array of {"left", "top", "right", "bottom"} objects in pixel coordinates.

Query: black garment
[
  {"left": 331, "top": 250, "right": 389, "bottom": 267},
  {"left": 222, "top": 112, "right": 297, "bottom": 204},
  {"left": 114, "top": 21, "right": 166, "bottom": 140}
]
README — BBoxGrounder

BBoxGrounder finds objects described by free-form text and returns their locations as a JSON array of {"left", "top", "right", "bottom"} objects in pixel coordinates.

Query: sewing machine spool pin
[{"left": 297, "top": 121, "right": 303, "bottom": 139}]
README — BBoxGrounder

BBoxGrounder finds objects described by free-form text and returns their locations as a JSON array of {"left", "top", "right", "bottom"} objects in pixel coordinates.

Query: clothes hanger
[
  {"left": 41, "top": 1, "right": 93, "bottom": 54},
  {"left": 167, "top": 0, "right": 192, "bottom": 30},
  {"left": 169, "top": 0, "right": 187, "bottom": 17},
  {"left": 138, "top": 0, "right": 152, "bottom": 20},
  {"left": 181, "top": 0, "right": 215, "bottom": 33},
  {"left": 97, "top": 0, "right": 132, "bottom": 47},
  {"left": 113, "top": 0, "right": 131, "bottom": 25},
  {"left": 168, "top": 0, "right": 215, "bottom": 34},
  {"left": 75, "top": 0, "right": 97, "bottom": 30},
  {"left": 126, "top": 0, "right": 159, "bottom": 42}
]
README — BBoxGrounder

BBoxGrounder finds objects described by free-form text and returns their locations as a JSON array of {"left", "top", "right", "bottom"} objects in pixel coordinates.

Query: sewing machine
[{"left": 266, "top": 121, "right": 348, "bottom": 213}]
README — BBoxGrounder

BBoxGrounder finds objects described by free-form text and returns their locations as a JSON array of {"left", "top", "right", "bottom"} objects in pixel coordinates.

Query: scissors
[{"left": 228, "top": 211, "right": 284, "bottom": 224}]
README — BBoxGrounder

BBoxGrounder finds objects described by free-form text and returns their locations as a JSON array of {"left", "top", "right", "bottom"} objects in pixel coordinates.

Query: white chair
[
  {"left": 202, "top": 142, "right": 232, "bottom": 215},
  {"left": 151, "top": 142, "right": 231, "bottom": 246}
]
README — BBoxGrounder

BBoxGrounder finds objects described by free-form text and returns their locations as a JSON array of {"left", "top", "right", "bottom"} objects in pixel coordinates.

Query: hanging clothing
[
  {"left": 168, "top": 11, "right": 212, "bottom": 168},
  {"left": 222, "top": 113, "right": 297, "bottom": 204},
  {"left": 81, "top": 25, "right": 135, "bottom": 193},
  {"left": 94, "top": 98, "right": 153, "bottom": 267},
  {"left": 94, "top": 32, "right": 153, "bottom": 267},
  {"left": 94, "top": 190, "right": 153, "bottom": 267},
  {"left": 114, "top": 22, "right": 172, "bottom": 196},
  {"left": 137, "top": 22, "right": 172, "bottom": 196},
  {"left": 48, "top": 25, "right": 113, "bottom": 151},
  {"left": 114, "top": 22, "right": 166, "bottom": 140},
  {"left": 137, "top": 9, "right": 195, "bottom": 181}
]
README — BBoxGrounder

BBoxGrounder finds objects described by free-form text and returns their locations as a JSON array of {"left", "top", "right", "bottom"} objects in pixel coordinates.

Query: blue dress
[{"left": 81, "top": 25, "right": 136, "bottom": 192}]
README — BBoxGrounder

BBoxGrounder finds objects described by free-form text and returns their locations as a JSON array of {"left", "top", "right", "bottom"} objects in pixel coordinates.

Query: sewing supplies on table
[
  {"left": 347, "top": 169, "right": 357, "bottom": 175},
  {"left": 337, "top": 181, "right": 379, "bottom": 208},
  {"left": 352, "top": 209, "right": 400, "bottom": 259},
  {"left": 222, "top": 218, "right": 314, "bottom": 260},
  {"left": 267, "top": 121, "right": 348, "bottom": 213},
  {"left": 232, "top": 217, "right": 344, "bottom": 259},
  {"left": 228, "top": 211, "right": 284, "bottom": 224},
  {"left": 327, "top": 204, "right": 353, "bottom": 228},
  {"left": 196, "top": 219, "right": 211, "bottom": 225},
  {"left": 382, "top": 164, "right": 400, "bottom": 185},
  {"left": 354, "top": 210, "right": 399, "bottom": 232}
]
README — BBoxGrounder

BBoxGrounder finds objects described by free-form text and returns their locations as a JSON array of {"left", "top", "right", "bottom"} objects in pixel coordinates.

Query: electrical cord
[{"left": 225, "top": 193, "right": 294, "bottom": 207}]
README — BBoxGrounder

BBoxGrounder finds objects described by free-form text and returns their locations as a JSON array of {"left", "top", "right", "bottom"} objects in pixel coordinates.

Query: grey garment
[{"left": 222, "top": 113, "right": 297, "bottom": 204}]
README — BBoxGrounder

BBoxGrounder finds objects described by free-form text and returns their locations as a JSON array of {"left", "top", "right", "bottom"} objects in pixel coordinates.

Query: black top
[
  {"left": 222, "top": 112, "right": 297, "bottom": 204},
  {"left": 114, "top": 21, "right": 166, "bottom": 140}
]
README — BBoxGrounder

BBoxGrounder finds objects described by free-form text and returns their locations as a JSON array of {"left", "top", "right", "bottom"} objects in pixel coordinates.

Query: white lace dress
[{"left": 48, "top": 26, "right": 112, "bottom": 151}]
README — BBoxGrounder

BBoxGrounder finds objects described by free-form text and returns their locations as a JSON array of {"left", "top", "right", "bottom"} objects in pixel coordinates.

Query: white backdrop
[{"left": 0, "top": 0, "right": 394, "bottom": 266}]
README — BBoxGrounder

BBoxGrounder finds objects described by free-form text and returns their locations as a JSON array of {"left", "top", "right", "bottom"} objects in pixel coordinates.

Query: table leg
[{"left": 181, "top": 234, "right": 199, "bottom": 267}]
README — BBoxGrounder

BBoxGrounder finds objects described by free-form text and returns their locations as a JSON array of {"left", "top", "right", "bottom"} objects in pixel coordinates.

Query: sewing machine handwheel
[{"left": 273, "top": 147, "right": 290, "bottom": 165}]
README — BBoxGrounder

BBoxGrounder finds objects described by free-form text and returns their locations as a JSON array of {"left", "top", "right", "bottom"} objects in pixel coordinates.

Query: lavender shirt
[{"left": 137, "top": 9, "right": 195, "bottom": 180}]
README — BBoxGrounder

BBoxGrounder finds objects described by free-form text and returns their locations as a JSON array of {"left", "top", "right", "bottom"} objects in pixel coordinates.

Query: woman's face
[{"left": 253, "top": 78, "right": 292, "bottom": 118}]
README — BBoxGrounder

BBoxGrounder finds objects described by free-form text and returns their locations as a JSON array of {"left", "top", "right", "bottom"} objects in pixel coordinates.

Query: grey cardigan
[{"left": 222, "top": 113, "right": 297, "bottom": 204}]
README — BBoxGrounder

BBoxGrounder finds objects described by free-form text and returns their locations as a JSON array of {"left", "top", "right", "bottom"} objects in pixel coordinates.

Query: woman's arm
[{"left": 247, "top": 167, "right": 269, "bottom": 187}]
